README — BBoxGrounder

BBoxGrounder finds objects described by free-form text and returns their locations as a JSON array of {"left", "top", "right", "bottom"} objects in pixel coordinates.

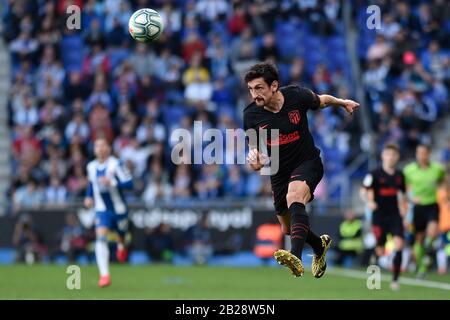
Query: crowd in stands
[
  {"left": 357, "top": 0, "right": 450, "bottom": 157},
  {"left": 3, "top": 0, "right": 450, "bottom": 215}
]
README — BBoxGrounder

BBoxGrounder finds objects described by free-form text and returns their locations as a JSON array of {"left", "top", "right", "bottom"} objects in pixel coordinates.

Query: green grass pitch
[{"left": 0, "top": 264, "right": 449, "bottom": 299}]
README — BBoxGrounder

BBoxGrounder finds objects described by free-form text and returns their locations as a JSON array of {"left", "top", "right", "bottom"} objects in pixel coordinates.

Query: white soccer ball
[{"left": 128, "top": 8, "right": 164, "bottom": 42}]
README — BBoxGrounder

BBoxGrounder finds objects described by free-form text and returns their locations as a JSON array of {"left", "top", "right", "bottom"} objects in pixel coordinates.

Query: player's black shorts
[
  {"left": 271, "top": 157, "right": 324, "bottom": 215},
  {"left": 372, "top": 213, "right": 404, "bottom": 247},
  {"left": 413, "top": 203, "right": 440, "bottom": 233}
]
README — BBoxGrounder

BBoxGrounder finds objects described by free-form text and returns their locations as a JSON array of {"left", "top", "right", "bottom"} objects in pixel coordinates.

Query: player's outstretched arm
[
  {"left": 84, "top": 182, "right": 94, "bottom": 208},
  {"left": 318, "top": 94, "right": 359, "bottom": 115}
]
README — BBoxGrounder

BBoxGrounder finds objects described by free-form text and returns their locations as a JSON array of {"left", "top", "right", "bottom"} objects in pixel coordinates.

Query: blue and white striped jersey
[{"left": 86, "top": 156, "right": 133, "bottom": 214}]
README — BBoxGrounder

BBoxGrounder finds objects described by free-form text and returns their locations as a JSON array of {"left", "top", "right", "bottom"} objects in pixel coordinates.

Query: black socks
[
  {"left": 393, "top": 250, "right": 402, "bottom": 282},
  {"left": 289, "top": 202, "right": 323, "bottom": 259}
]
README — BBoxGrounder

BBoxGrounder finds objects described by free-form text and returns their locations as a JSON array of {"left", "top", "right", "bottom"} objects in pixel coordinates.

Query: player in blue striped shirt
[{"left": 84, "top": 138, "right": 133, "bottom": 287}]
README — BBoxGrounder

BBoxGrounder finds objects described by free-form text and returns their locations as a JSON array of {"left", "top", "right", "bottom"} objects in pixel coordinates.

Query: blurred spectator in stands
[
  {"left": 173, "top": 164, "right": 193, "bottom": 199},
  {"left": 60, "top": 213, "right": 88, "bottom": 263},
  {"left": 228, "top": 3, "right": 247, "bottom": 36},
  {"left": 10, "top": 31, "right": 39, "bottom": 62},
  {"left": 402, "top": 56, "right": 433, "bottom": 93},
  {"left": 194, "top": 164, "right": 223, "bottom": 199},
  {"left": 130, "top": 43, "right": 156, "bottom": 78},
  {"left": 113, "top": 121, "right": 134, "bottom": 155},
  {"left": 12, "top": 214, "right": 46, "bottom": 264},
  {"left": 159, "top": 3, "right": 182, "bottom": 37},
  {"left": 37, "top": 15, "right": 60, "bottom": 46},
  {"left": 183, "top": 52, "right": 212, "bottom": 104},
  {"left": 258, "top": 33, "right": 279, "bottom": 62},
  {"left": 86, "top": 73, "right": 113, "bottom": 112},
  {"left": 379, "top": 13, "right": 401, "bottom": 41},
  {"left": 12, "top": 126, "right": 42, "bottom": 168},
  {"left": 223, "top": 165, "right": 245, "bottom": 197},
  {"left": 153, "top": 47, "right": 183, "bottom": 88},
  {"left": 88, "top": 102, "right": 114, "bottom": 142},
  {"left": 183, "top": 215, "right": 213, "bottom": 265},
  {"left": 45, "top": 176, "right": 67, "bottom": 206},
  {"left": 65, "top": 73, "right": 90, "bottom": 102},
  {"left": 136, "top": 114, "right": 166, "bottom": 144},
  {"left": 230, "top": 27, "right": 258, "bottom": 75},
  {"left": 39, "top": 99, "right": 64, "bottom": 131},
  {"left": 247, "top": 1, "right": 270, "bottom": 35},
  {"left": 12, "top": 178, "right": 44, "bottom": 214},
  {"left": 207, "top": 35, "right": 231, "bottom": 80},
  {"left": 144, "top": 223, "right": 174, "bottom": 263},
  {"left": 142, "top": 173, "right": 173, "bottom": 205},
  {"left": 182, "top": 31, "right": 206, "bottom": 64},
  {"left": 288, "top": 57, "right": 308, "bottom": 85},
  {"left": 312, "top": 63, "right": 332, "bottom": 93},
  {"left": 121, "top": 138, "right": 153, "bottom": 179},
  {"left": 83, "top": 17, "right": 105, "bottom": 46},
  {"left": 363, "top": 59, "right": 389, "bottom": 102},
  {"left": 367, "top": 34, "right": 391, "bottom": 62},
  {"left": 65, "top": 113, "right": 90, "bottom": 145},
  {"left": 13, "top": 92, "right": 39, "bottom": 127},
  {"left": 82, "top": 43, "right": 111, "bottom": 81},
  {"left": 395, "top": 2, "right": 420, "bottom": 35},
  {"left": 67, "top": 165, "right": 89, "bottom": 198}
]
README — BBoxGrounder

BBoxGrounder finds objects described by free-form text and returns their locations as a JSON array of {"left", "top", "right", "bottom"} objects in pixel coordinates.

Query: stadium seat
[
  {"left": 208, "top": 252, "right": 262, "bottom": 267},
  {"left": 129, "top": 251, "right": 150, "bottom": 265},
  {"left": 0, "top": 249, "right": 16, "bottom": 264}
]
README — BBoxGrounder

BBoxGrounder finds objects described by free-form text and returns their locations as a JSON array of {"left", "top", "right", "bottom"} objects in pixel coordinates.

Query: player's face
[
  {"left": 381, "top": 148, "right": 399, "bottom": 168},
  {"left": 94, "top": 139, "right": 111, "bottom": 161},
  {"left": 416, "top": 146, "right": 430, "bottom": 164},
  {"left": 247, "top": 78, "right": 278, "bottom": 107}
]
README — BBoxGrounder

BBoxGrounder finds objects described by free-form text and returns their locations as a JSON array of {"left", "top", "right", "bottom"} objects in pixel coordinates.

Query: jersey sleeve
[
  {"left": 243, "top": 108, "right": 254, "bottom": 132},
  {"left": 296, "top": 86, "right": 321, "bottom": 111},
  {"left": 113, "top": 162, "right": 133, "bottom": 189},
  {"left": 243, "top": 109, "right": 259, "bottom": 150},
  {"left": 86, "top": 182, "right": 93, "bottom": 198},
  {"left": 362, "top": 172, "right": 375, "bottom": 189}
]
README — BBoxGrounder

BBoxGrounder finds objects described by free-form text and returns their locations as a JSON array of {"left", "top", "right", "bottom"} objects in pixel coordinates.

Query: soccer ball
[{"left": 128, "top": 8, "right": 164, "bottom": 42}]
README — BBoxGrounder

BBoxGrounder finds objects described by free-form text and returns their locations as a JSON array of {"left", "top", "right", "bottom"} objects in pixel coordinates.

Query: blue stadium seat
[
  {"left": 162, "top": 105, "right": 188, "bottom": 127},
  {"left": 129, "top": 251, "right": 150, "bottom": 265},
  {"left": 208, "top": 252, "right": 262, "bottom": 267},
  {"left": 60, "top": 34, "right": 84, "bottom": 72},
  {"left": 0, "top": 249, "right": 16, "bottom": 264},
  {"left": 54, "top": 254, "right": 68, "bottom": 265},
  {"left": 76, "top": 254, "right": 90, "bottom": 265}
]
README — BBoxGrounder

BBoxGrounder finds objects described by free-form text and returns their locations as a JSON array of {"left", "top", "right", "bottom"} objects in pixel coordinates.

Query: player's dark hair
[
  {"left": 383, "top": 142, "right": 400, "bottom": 153},
  {"left": 244, "top": 62, "right": 279, "bottom": 88}
]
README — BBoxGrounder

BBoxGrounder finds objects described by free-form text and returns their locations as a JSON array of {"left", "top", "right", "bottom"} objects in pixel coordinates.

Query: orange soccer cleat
[{"left": 98, "top": 275, "right": 111, "bottom": 288}]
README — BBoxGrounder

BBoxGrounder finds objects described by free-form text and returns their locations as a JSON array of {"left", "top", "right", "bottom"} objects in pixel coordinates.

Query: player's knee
[{"left": 286, "top": 188, "right": 309, "bottom": 207}]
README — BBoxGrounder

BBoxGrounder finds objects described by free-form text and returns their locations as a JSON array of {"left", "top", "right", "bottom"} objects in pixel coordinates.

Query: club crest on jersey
[{"left": 288, "top": 110, "right": 300, "bottom": 124}]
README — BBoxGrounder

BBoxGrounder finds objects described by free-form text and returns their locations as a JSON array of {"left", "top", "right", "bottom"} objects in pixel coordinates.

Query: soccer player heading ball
[
  {"left": 243, "top": 62, "right": 359, "bottom": 277},
  {"left": 84, "top": 138, "right": 133, "bottom": 287}
]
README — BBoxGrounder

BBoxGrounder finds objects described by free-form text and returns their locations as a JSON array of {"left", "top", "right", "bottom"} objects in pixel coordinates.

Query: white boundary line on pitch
[{"left": 327, "top": 267, "right": 450, "bottom": 291}]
